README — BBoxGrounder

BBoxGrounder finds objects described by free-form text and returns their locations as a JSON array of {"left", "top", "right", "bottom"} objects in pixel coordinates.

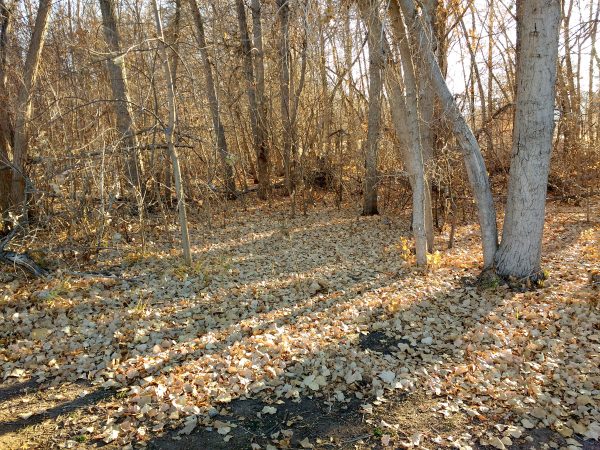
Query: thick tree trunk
[
  {"left": 10, "top": 0, "right": 51, "bottom": 211},
  {"left": 235, "top": 0, "right": 269, "bottom": 199},
  {"left": 495, "top": 0, "right": 560, "bottom": 279},
  {"left": 98, "top": 0, "right": 144, "bottom": 195},
  {"left": 358, "top": 0, "right": 385, "bottom": 216},
  {"left": 188, "top": 0, "right": 236, "bottom": 198},
  {"left": 152, "top": 0, "right": 192, "bottom": 265},
  {"left": 397, "top": 0, "right": 498, "bottom": 268}
]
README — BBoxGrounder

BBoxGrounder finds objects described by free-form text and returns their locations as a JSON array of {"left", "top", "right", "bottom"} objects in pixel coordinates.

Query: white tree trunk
[
  {"left": 495, "top": 0, "right": 560, "bottom": 278},
  {"left": 397, "top": 0, "right": 498, "bottom": 268},
  {"left": 152, "top": 0, "right": 192, "bottom": 266},
  {"left": 385, "top": 9, "right": 428, "bottom": 266}
]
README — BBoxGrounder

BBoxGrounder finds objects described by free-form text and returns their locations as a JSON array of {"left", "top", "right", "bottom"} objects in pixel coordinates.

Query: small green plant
[
  {"left": 115, "top": 390, "right": 128, "bottom": 399},
  {"left": 132, "top": 297, "right": 148, "bottom": 316},
  {"left": 372, "top": 427, "right": 383, "bottom": 437},
  {"left": 74, "top": 435, "right": 87, "bottom": 443}
]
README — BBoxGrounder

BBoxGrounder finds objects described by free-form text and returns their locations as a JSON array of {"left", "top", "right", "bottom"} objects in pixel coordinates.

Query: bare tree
[
  {"left": 384, "top": 13, "right": 428, "bottom": 266},
  {"left": 99, "top": 0, "right": 144, "bottom": 196},
  {"left": 151, "top": 0, "right": 192, "bottom": 265},
  {"left": 358, "top": 0, "right": 385, "bottom": 216},
  {"left": 10, "top": 0, "right": 51, "bottom": 213},
  {"left": 250, "top": 0, "right": 270, "bottom": 200},
  {"left": 495, "top": 0, "right": 561, "bottom": 278},
  {"left": 397, "top": 0, "right": 498, "bottom": 269},
  {"left": 188, "top": 0, "right": 236, "bottom": 198},
  {"left": 235, "top": 0, "right": 269, "bottom": 200},
  {"left": 0, "top": 0, "right": 13, "bottom": 219}
]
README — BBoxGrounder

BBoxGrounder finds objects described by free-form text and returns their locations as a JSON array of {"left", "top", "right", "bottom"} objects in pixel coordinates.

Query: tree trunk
[
  {"left": 0, "top": 0, "right": 13, "bottom": 219},
  {"left": 388, "top": 0, "right": 434, "bottom": 251},
  {"left": 188, "top": 0, "right": 236, "bottom": 198},
  {"left": 397, "top": 0, "right": 498, "bottom": 268},
  {"left": 277, "top": 0, "right": 295, "bottom": 196},
  {"left": 358, "top": 0, "right": 385, "bottom": 216},
  {"left": 384, "top": 20, "right": 428, "bottom": 266},
  {"left": 250, "top": 0, "right": 270, "bottom": 200},
  {"left": 10, "top": 0, "right": 51, "bottom": 212},
  {"left": 151, "top": 0, "right": 192, "bottom": 265},
  {"left": 495, "top": 0, "right": 560, "bottom": 279},
  {"left": 235, "top": 0, "right": 269, "bottom": 199},
  {"left": 98, "top": 0, "right": 144, "bottom": 195}
]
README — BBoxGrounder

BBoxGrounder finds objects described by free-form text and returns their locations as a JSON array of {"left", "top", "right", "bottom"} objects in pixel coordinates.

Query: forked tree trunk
[
  {"left": 397, "top": 0, "right": 498, "bottom": 268},
  {"left": 188, "top": 0, "right": 236, "bottom": 198},
  {"left": 495, "top": 0, "right": 560, "bottom": 278},
  {"left": 385, "top": 71, "right": 428, "bottom": 266},
  {"left": 11, "top": 0, "right": 51, "bottom": 211},
  {"left": 151, "top": 0, "right": 192, "bottom": 265},
  {"left": 98, "top": 0, "right": 144, "bottom": 195},
  {"left": 388, "top": 0, "right": 433, "bottom": 251},
  {"left": 358, "top": 0, "right": 385, "bottom": 216}
]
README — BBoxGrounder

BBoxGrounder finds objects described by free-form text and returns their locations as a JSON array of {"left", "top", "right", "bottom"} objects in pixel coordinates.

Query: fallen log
[{"left": 0, "top": 228, "right": 49, "bottom": 278}]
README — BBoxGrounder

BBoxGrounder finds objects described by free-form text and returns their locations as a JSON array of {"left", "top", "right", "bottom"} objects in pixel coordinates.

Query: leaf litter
[{"left": 0, "top": 199, "right": 598, "bottom": 448}]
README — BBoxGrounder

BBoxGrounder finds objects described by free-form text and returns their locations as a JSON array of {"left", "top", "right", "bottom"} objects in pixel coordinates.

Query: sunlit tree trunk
[
  {"left": 397, "top": 0, "right": 498, "bottom": 268},
  {"left": 384, "top": 12, "right": 428, "bottom": 266},
  {"left": 495, "top": 0, "right": 560, "bottom": 279},
  {"left": 98, "top": 0, "right": 144, "bottom": 196},
  {"left": 151, "top": 0, "right": 192, "bottom": 265},
  {"left": 188, "top": 0, "right": 236, "bottom": 198},
  {"left": 389, "top": 0, "right": 434, "bottom": 249},
  {"left": 11, "top": 0, "right": 51, "bottom": 213}
]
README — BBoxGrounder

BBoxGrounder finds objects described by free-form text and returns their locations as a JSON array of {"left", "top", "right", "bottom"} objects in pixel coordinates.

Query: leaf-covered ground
[{"left": 0, "top": 199, "right": 598, "bottom": 449}]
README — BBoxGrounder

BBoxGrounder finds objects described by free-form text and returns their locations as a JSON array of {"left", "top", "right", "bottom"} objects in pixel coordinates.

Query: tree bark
[
  {"left": 388, "top": 0, "right": 434, "bottom": 250},
  {"left": 495, "top": 0, "right": 560, "bottom": 279},
  {"left": 98, "top": 0, "right": 144, "bottom": 195},
  {"left": 397, "top": 0, "right": 498, "bottom": 268},
  {"left": 235, "top": 0, "right": 269, "bottom": 199},
  {"left": 384, "top": 22, "right": 428, "bottom": 266},
  {"left": 188, "top": 0, "right": 236, "bottom": 198},
  {"left": 10, "top": 0, "right": 51, "bottom": 211},
  {"left": 358, "top": 0, "right": 385, "bottom": 216},
  {"left": 250, "top": 0, "right": 270, "bottom": 200},
  {"left": 277, "top": 0, "right": 295, "bottom": 196},
  {"left": 151, "top": 0, "right": 192, "bottom": 265},
  {"left": 0, "top": 0, "right": 13, "bottom": 218}
]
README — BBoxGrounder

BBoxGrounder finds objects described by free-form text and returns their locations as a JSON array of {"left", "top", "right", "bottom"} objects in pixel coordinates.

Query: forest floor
[{"left": 0, "top": 197, "right": 598, "bottom": 449}]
